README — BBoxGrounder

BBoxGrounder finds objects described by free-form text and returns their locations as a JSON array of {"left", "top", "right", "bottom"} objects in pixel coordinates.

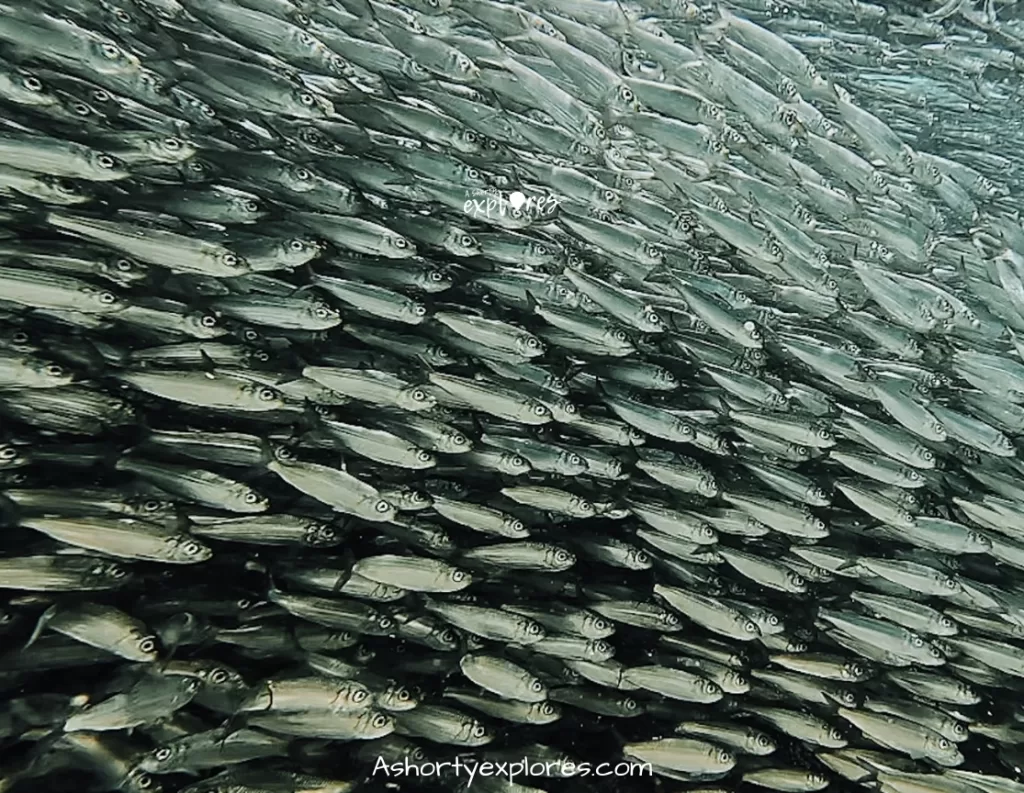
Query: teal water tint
[{"left": 0, "top": 1, "right": 1024, "bottom": 791}]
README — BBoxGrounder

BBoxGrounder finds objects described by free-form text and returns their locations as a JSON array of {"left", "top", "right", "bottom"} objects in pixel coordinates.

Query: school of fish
[{"left": 3, "top": 0, "right": 1024, "bottom": 792}]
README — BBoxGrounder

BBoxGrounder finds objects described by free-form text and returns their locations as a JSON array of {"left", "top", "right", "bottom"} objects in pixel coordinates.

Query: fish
[{"left": 1, "top": 1, "right": 1024, "bottom": 791}]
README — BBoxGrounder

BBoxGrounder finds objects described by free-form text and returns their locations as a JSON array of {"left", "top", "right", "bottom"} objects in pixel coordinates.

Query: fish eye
[
  {"left": 471, "top": 724, "right": 487, "bottom": 737},
  {"left": 139, "top": 637, "right": 156, "bottom": 653},
  {"left": 373, "top": 713, "right": 390, "bottom": 728},
  {"left": 199, "top": 315, "right": 217, "bottom": 328},
  {"left": 99, "top": 291, "right": 118, "bottom": 304},
  {"left": 154, "top": 747, "right": 172, "bottom": 761},
  {"left": 183, "top": 541, "right": 203, "bottom": 555},
  {"left": 912, "top": 636, "right": 924, "bottom": 647},
  {"left": 100, "top": 42, "right": 122, "bottom": 59},
  {"left": 452, "top": 570, "right": 466, "bottom": 582},
  {"left": 352, "top": 689, "right": 369, "bottom": 702},
  {"left": 718, "top": 749, "right": 732, "bottom": 763},
  {"left": 532, "top": 404, "right": 547, "bottom": 416},
  {"left": 412, "top": 389, "right": 427, "bottom": 401},
  {"left": 97, "top": 154, "right": 116, "bottom": 169},
  {"left": 243, "top": 492, "right": 261, "bottom": 505},
  {"left": 394, "top": 237, "right": 409, "bottom": 248},
  {"left": 416, "top": 449, "right": 432, "bottom": 462},
  {"left": 258, "top": 387, "right": 277, "bottom": 401},
  {"left": 510, "top": 519, "right": 525, "bottom": 533},
  {"left": 461, "top": 235, "right": 473, "bottom": 247},
  {"left": 744, "top": 621, "right": 757, "bottom": 633},
  {"left": 163, "top": 137, "right": 182, "bottom": 150},
  {"left": 244, "top": 200, "right": 259, "bottom": 213},
  {"left": 939, "top": 738, "right": 950, "bottom": 749},
  {"left": 299, "top": 92, "right": 315, "bottom": 106},
  {"left": 0, "top": 446, "right": 16, "bottom": 461},
  {"left": 45, "top": 364, "right": 64, "bottom": 377},
  {"left": 210, "top": 669, "right": 229, "bottom": 684},
  {"left": 289, "top": 239, "right": 308, "bottom": 252},
  {"left": 375, "top": 499, "right": 391, "bottom": 513},
  {"left": 23, "top": 75, "right": 42, "bottom": 91},
  {"left": 528, "top": 622, "right": 543, "bottom": 635}
]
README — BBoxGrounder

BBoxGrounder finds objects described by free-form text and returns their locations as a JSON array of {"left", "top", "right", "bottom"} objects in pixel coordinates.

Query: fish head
[
  {"left": 303, "top": 521, "right": 340, "bottom": 547},
  {"left": 570, "top": 495, "right": 596, "bottom": 517},
  {"left": 124, "top": 767, "right": 161, "bottom": 793},
  {"left": 87, "top": 559, "right": 132, "bottom": 587},
  {"left": 834, "top": 661, "right": 866, "bottom": 682},
  {"left": 947, "top": 720, "right": 969, "bottom": 742},
  {"left": 85, "top": 36, "right": 141, "bottom": 76},
  {"left": 381, "top": 681, "right": 419, "bottom": 712},
  {"left": 398, "top": 384, "right": 437, "bottom": 412},
  {"left": 711, "top": 745, "right": 736, "bottom": 770},
  {"left": 926, "top": 734, "right": 964, "bottom": 767},
  {"left": 450, "top": 52, "right": 480, "bottom": 83},
  {"left": 912, "top": 155, "right": 945, "bottom": 194},
  {"left": 453, "top": 128, "right": 483, "bottom": 155},
  {"left": 294, "top": 87, "right": 333, "bottom": 119},
  {"left": 166, "top": 535, "right": 213, "bottom": 563}
]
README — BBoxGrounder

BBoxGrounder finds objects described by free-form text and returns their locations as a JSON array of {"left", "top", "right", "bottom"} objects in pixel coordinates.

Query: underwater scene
[{"left": 1, "top": 0, "right": 1024, "bottom": 792}]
